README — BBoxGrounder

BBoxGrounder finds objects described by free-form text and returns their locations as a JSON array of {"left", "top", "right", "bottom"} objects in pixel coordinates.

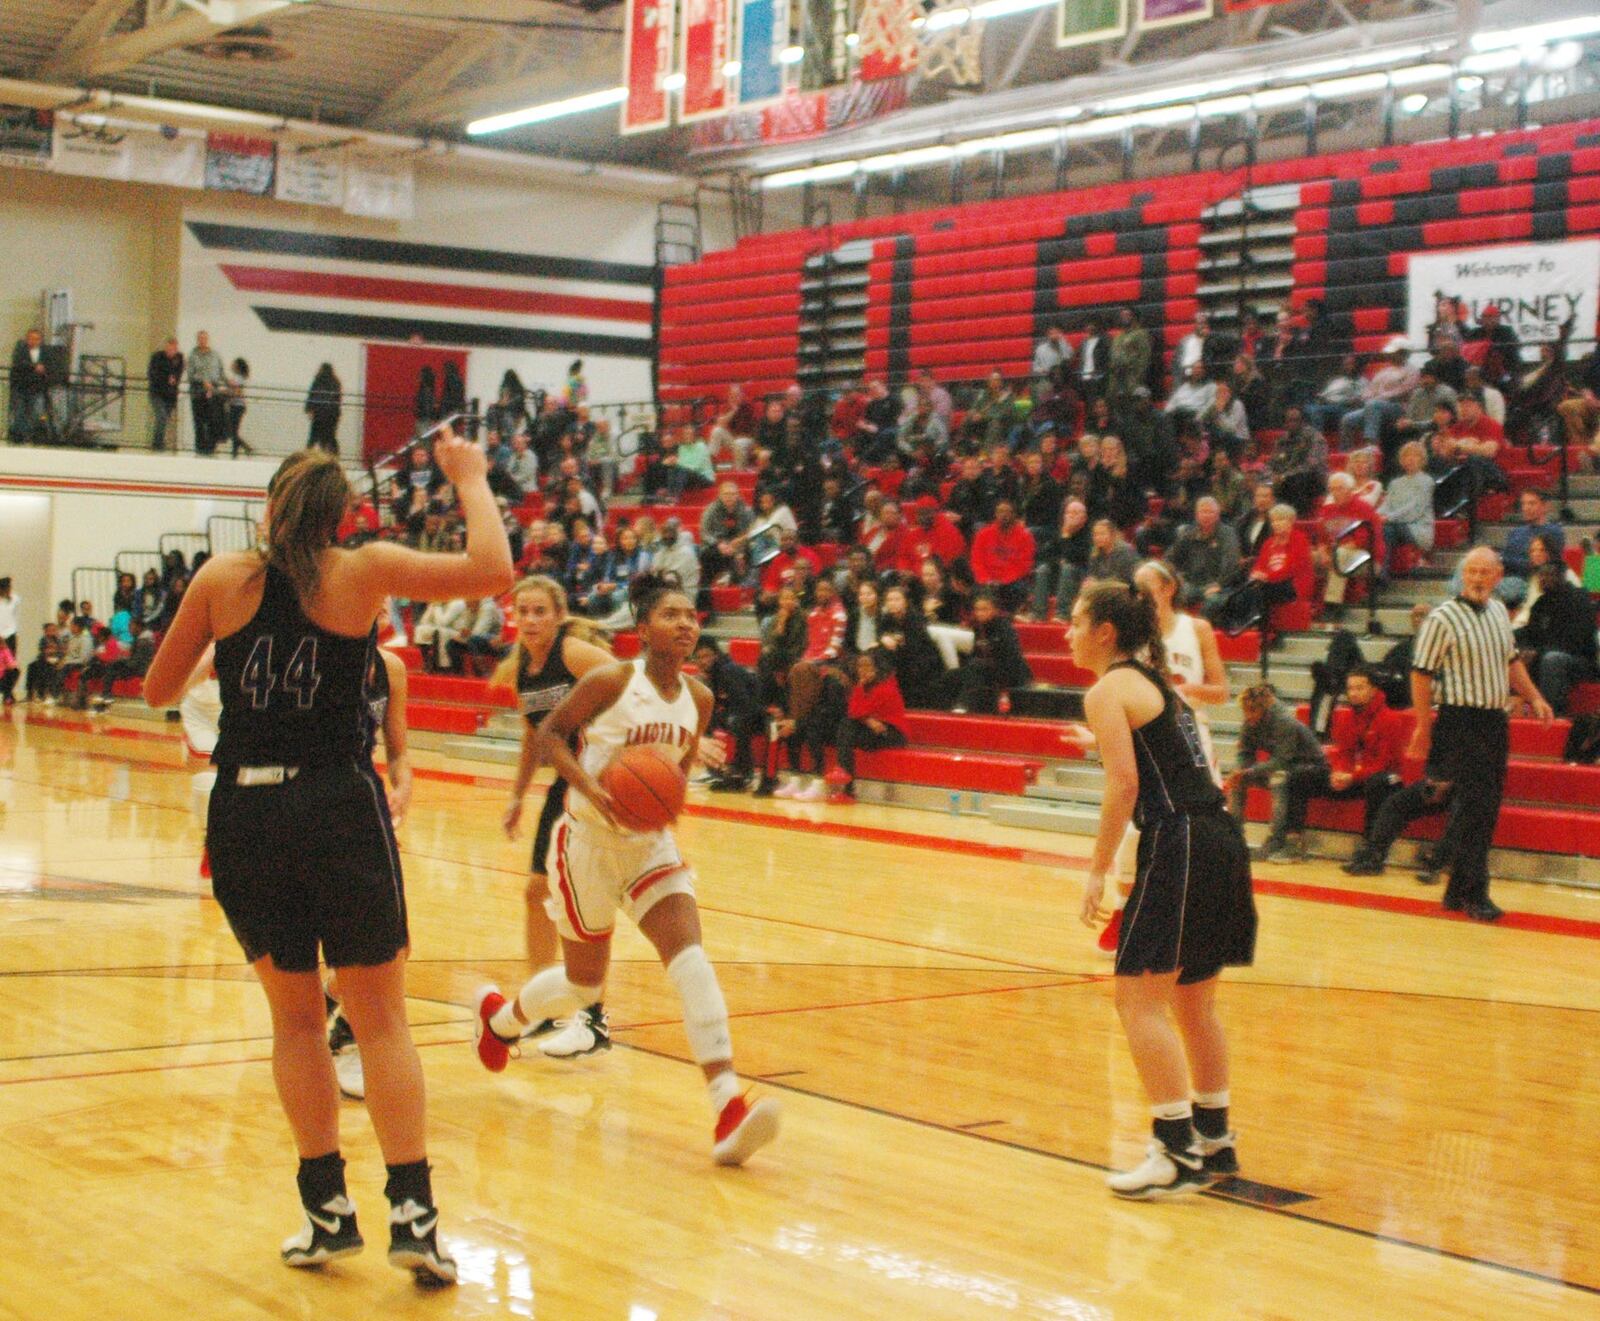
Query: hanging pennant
[
  {"left": 1056, "top": 0, "right": 1129, "bottom": 48},
  {"left": 681, "top": 0, "right": 732, "bottom": 121},
  {"left": 622, "top": 0, "right": 675, "bottom": 134},
  {"left": 737, "top": 0, "right": 790, "bottom": 108}
]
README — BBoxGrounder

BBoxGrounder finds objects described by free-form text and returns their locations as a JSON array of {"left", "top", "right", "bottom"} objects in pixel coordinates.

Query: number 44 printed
[{"left": 240, "top": 636, "right": 322, "bottom": 710}]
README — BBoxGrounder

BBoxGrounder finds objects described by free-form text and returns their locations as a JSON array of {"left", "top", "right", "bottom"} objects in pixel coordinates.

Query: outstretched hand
[{"left": 434, "top": 428, "right": 488, "bottom": 487}]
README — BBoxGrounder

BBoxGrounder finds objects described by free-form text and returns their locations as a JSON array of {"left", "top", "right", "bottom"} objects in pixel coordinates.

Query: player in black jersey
[
  {"left": 144, "top": 434, "right": 512, "bottom": 1282},
  {"left": 494, "top": 574, "right": 613, "bottom": 1057},
  {"left": 1070, "top": 583, "right": 1257, "bottom": 1200}
]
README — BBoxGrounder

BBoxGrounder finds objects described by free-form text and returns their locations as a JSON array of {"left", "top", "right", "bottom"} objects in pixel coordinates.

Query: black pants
[
  {"left": 95, "top": 659, "right": 146, "bottom": 698},
  {"left": 1432, "top": 707, "right": 1509, "bottom": 906},
  {"left": 784, "top": 677, "right": 847, "bottom": 774},
  {"left": 0, "top": 667, "right": 16, "bottom": 701},
  {"left": 1284, "top": 768, "right": 1402, "bottom": 834},
  {"left": 25, "top": 659, "right": 61, "bottom": 700},
  {"left": 191, "top": 392, "right": 223, "bottom": 454},
  {"left": 1362, "top": 778, "right": 1452, "bottom": 860},
  {"left": 834, "top": 718, "right": 907, "bottom": 782},
  {"left": 715, "top": 705, "right": 762, "bottom": 777}
]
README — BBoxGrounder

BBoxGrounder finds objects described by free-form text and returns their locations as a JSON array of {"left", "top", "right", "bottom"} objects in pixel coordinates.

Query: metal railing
[
  {"left": 70, "top": 567, "right": 118, "bottom": 620},
  {"left": 206, "top": 514, "right": 260, "bottom": 555},
  {"left": 159, "top": 532, "right": 211, "bottom": 565},
  {"left": 114, "top": 550, "right": 164, "bottom": 583}
]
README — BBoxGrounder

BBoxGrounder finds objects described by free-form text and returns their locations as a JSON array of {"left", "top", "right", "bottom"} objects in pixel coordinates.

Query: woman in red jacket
[
  {"left": 833, "top": 648, "right": 908, "bottom": 799},
  {"left": 1249, "top": 503, "right": 1314, "bottom": 612}
]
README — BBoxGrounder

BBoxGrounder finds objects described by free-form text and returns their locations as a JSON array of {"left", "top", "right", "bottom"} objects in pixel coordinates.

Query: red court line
[
  {"left": 24, "top": 720, "right": 1600, "bottom": 941},
  {"left": 24, "top": 714, "right": 190, "bottom": 748},
  {"left": 221, "top": 265, "right": 654, "bottom": 324},
  {"left": 0, "top": 474, "right": 262, "bottom": 499}
]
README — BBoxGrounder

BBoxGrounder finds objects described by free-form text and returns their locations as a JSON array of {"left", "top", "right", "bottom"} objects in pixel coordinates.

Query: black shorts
[
  {"left": 207, "top": 759, "right": 409, "bottom": 973},
  {"left": 531, "top": 778, "right": 568, "bottom": 875},
  {"left": 1118, "top": 810, "right": 1256, "bottom": 985}
]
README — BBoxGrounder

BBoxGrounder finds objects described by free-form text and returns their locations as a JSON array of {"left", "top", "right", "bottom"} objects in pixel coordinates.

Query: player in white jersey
[
  {"left": 472, "top": 571, "right": 780, "bottom": 1166},
  {"left": 1066, "top": 561, "right": 1229, "bottom": 952}
]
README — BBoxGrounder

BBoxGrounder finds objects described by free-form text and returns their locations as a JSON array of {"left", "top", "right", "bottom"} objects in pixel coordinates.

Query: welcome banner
[
  {"left": 1407, "top": 239, "right": 1600, "bottom": 360},
  {"left": 622, "top": 0, "right": 675, "bottom": 133},
  {"left": 680, "top": 0, "right": 732, "bottom": 121}
]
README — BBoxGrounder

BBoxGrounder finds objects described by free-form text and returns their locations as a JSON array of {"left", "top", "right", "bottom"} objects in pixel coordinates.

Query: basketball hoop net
[
  {"left": 919, "top": 0, "right": 983, "bottom": 86},
  {"left": 856, "top": 0, "right": 921, "bottom": 78}
]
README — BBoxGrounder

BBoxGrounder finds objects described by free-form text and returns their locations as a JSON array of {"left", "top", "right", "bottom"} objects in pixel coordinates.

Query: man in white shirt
[
  {"left": 1165, "top": 361, "right": 1217, "bottom": 423},
  {"left": 0, "top": 576, "right": 18, "bottom": 654},
  {"left": 1464, "top": 365, "right": 1505, "bottom": 424},
  {"left": 187, "top": 330, "right": 227, "bottom": 455},
  {"left": 1032, "top": 323, "right": 1072, "bottom": 384},
  {"left": 1173, "top": 312, "right": 1211, "bottom": 379},
  {"left": 412, "top": 598, "right": 470, "bottom": 672}
]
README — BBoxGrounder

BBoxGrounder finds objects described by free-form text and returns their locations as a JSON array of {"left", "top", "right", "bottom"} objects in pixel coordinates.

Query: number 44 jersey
[{"left": 213, "top": 564, "right": 378, "bottom": 768}]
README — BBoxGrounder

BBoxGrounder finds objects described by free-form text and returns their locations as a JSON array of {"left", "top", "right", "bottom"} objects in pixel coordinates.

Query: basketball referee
[{"left": 1406, "top": 547, "right": 1552, "bottom": 921}]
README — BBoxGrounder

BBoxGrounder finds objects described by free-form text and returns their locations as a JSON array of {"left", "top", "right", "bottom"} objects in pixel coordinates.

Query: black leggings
[{"left": 834, "top": 718, "right": 907, "bottom": 782}]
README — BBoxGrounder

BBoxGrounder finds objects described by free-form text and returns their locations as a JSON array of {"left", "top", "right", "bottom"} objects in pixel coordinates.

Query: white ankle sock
[
  {"left": 708, "top": 1069, "right": 741, "bottom": 1115},
  {"left": 1151, "top": 1100, "right": 1194, "bottom": 1122},
  {"left": 1193, "top": 1089, "right": 1230, "bottom": 1109}
]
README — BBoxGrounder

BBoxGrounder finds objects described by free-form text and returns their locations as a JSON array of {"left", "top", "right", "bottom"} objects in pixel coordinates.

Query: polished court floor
[{"left": 3, "top": 710, "right": 1600, "bottom": 1319}]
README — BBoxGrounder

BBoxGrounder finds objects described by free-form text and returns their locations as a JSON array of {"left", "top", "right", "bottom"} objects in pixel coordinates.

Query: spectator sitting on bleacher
[
  {"left": 501, "top": 432, "right": 539, "bottom": 496},
  {"left": 757, "top": 527, "right": 822, "bottom": 617},
  {"left": 1489, "top": 489, "right": 1565, "bottom": 607},
  {"left": 1558, "top": 341, "right": 1600, "bottom": 460},
  {"left": 1164, "top": 361, "right": 1216, "bottom": 430},
  {"left": 912, "top": 368, "right": 954, "bottom": 427},
  {"left": 963, "top": 372, "right": 1017, "bottom": 451},
  {"left": 1428, "top": 336, "right": 1469, "bottom": 394},
  {"left": 1378, "top": 441, "right": 1436, "bottom": 570},
  {"left": 1467, "top": 303, "right": 1522, "bottom": 394},
  {"left": 24, "top": 620, "right": 64, "bottom": 703},
  {"left": 946, "top": 591, "right": 1029, "bottom": 715},
  {"left": 1109, "top": 308, "right": 1152, "bottom": 407},
  {"left": 1514, "top": 554, "right": 1597, "bottom": 715},
  {"left": 1267, "top": 404, "right": 1329, "bottom": 515},
  {"left": 1084, "top": 517, "right": 1137, "bottom": 588},
  {"left": 107, "top": 606, "right": 134, "bottom": 646},
  {"left": 970, "top": 500, "right": 1036, "bottom": 615},
  {"left": 444, "top": 596, "right": 506, "bottom": 674},
  {"left": 713, "top": 384, "right": 760, "bottom": 468},
  {"left": 1305, "top": 352, "right": 1364, "bottom": 434},
  {"left": 1340, "top": 340, "right": 1419, "bottom": 453},
  {"left": 1018, "top": 450, "right": 1062, "bottom": 552},
  {"left": 833, "top": 648, "right": 910, "bottom": 800},
  {"left": 677, "top": 426, "right": 716, "bottom": 491},
  {"left": 1088, "top": 435, "right": 1141, "bottom": 529},
  {"left": 763, "top": 576, "right": 851, "bottom": 800},
  {"left": 852, "top": 379, "right": 900, "bottom": 463},
  {"left": 902, "top": 498, "right": 966, "bottom": 575},
  {"left": 876, "top": 584, "right": 944, "bottom": 708},
  {"left": 1315, "top": 472, "right": 1385, "bottom": 616},
  {"left": 1207, "top": 447, "right": 1251, "bottom": 523},
  {"left": 863, "top": 500, "right": 912, "bottom": 575},
  {"left": 1197, "top": 380, "right": 1251, "bottom": 463},
  {"left": 58, "top": 616, "right": 94, "bottom": 704},
  {"left": 1248, "top": 504, "right": 1314, "bottom": 622},
  {"left": 1032, "top": 498, "right": 1093, "bottom": 622},
  {"left": 1173, "top": 310, "right": 1211, "bottom": 380},
  {"left": 650, "top": 516, "right": 700, "bottom": 602},
  {"left": 1391, "top": 362, "right": 1457, "bottom": 456},
  {"left": 899, "top": 391, "right": 950, "bottom": 457},
  {"left": 1346, "top": 447, "right": 1383, "bottom": 507},
  {"left": 699, "top": 480, "right": 754, "bottom": 587},
  {"left": 1033, "top": 320, "right": 1073, "bottom": 384},
  {"left": 848, "top": 579, "right": 882, "bottom": 655},
  {"left": 1230, "top": 353, "right": 1271, "bottom": 430},
  {"left": 1170, "top": 497, "right": 1241, "bottom": 611},
  {"left": 90, "top": 617, "right": 157, "bottom": 708},
  {"left": 590, "top": 526, "right": 651, "bottom": 619},
  {"left": 136, "top": 570, "right": 167, "bottom": 629},
  {"left": 753, "top": 397, "right": 787, "bottom": 456},
  {"left": 1224, "top": 683, "right": 1330, "bottom": 862},
  {"left": 413, "top": 597, "right": 470, "bottom": 673},
  {"left": 695, "top": 637, "right": 763, "bottom": 792},
  {"left": 1281, "top": 665, "right": 1406, "bottom": 858},
  {"left": 113, "top": 572, "right": 137, "bottom": 616}
]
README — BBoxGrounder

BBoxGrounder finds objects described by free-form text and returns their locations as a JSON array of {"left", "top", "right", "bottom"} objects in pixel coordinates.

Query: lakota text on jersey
[{"left": 626, "top": 722, "right": 696, "bottom": 750}]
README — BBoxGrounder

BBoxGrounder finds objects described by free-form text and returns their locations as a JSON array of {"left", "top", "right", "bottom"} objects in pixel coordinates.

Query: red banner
[
  {"left": 689, "top": 76, "right": 907, "bottom": 151},
  {"left": 680, "top": 0, "right": 732, "bottom": 122},
  {"left": 621, "top": 0, "right": 674, "bottom": 134}
]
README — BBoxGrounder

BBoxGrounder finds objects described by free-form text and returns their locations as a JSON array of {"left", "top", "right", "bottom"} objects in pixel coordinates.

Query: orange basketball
[{"left": 600, "top": 746, "right": 687, "bottom": 831}]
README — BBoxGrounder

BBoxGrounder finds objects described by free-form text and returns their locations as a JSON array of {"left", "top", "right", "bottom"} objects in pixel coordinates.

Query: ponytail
[
  {"left": 263, "top": 450, "right": 349, "bottom": 602},
  {"left": 1079, "top": 581, "right": 1167, "bottom": 676}
]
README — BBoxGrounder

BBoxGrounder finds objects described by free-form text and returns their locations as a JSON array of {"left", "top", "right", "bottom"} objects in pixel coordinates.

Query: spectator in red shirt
[
  {"left": 768, "top": 576, "right": 851, "bottom": 800},
  {"left": 863, "top": 500, "right": 912, "bottom": 574},
  {"left": 1284, "top": 666, "right": 1407, "bottom": 842},
  {"left": 757, "top": 527, "right": 822, "bottom": 616},
  {"left": 831, "top": 384, "right": 868, "bottom": 443},
  {"left": 338, "top": 490, "right": 381, "bottom": 543},
  {"left": 899, "top": 499, "right": 966, "bottom": 574},
  {"left": 1250, "top": 503, "right": 1314, "bottom": 613},
  {"left": 833, "top": 649, "right": 909, "bottom": 798},
  {"left": 710, "top": 384, "right": 760, "bottom": 468},
  {"left": 1315, "top": 471, "right": 1385, "bottom": 616},
  {"left": 969, "top": 500, "right": 1037, "bottom": 614}
]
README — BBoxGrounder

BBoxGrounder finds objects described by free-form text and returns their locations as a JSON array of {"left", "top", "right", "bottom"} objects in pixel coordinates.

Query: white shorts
[{"left": 542, "top": 813, "right": 695, "bottom": 944}]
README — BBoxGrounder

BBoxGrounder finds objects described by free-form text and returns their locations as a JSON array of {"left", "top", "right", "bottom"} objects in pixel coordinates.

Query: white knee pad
[
  {"left": 666, "top": 945, "right": 731, "bottom": 1067},
  {"left": 515, "top": 964, "right": 600, "bottom": 1023}
]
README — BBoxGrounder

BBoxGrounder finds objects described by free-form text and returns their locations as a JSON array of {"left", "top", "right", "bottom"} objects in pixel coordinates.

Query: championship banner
[
  {"left": 344, "top": 157, "right": 415, "bottom": 220},
  {"left": 736, "top": 0, "right": 788, "bottom": 109},
  {"left": 205, "top": 132, "right": 277, "bottom": 195},
  {"left": 52, "top": 121, "right": 131, "bottom": 179},
  {"left": 690, "top": 74, "right": 906, "bottom": 150},
  {"left": 621, "top": 0, "right": 675, "bottom": 134},
  {"left": 1056, "top": 0, "right": 1129, "bottom": 49},
  {"left": 127, "top": 130, "right": 206, "bottom": 189},
  {"left": 1407, "top": 239, "right": 1600, "bottom": 362},
  {"left": 680, "top": 0, "right": 732, "bottom": 121},
  {"left": 275, "top": 147, "right": 345, "bottom": 207},
  {"left": 0, "top": 105, "right": 53, "bottom": 170},
  {"left": 1138, "top": 0, "right": 1211, "bottom": 31}
]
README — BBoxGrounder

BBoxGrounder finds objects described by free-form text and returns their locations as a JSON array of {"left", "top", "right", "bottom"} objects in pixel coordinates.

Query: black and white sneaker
[
  {"left": 388, "top": 1198, "right": 457, "bottom": 1285},
  {"left": 1106, "top": 1142, "right": 1209, "bottom": 1200},
  {"left": 518, "top": 1017, "right": 561, "bottom": 1041},
  {"left": 537, "top": 1004, "right": 611, "bottom": 1059},
  {"left": 282, "top": 1194, "right": 363, "bottom": 1267},
  {"left": 1196, "top": 1131, "right": 1240, "bottom": 1183}
]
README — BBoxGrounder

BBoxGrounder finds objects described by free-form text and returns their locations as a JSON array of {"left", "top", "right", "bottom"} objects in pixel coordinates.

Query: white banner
[
  {"left": 52, "top": 122, "right": 131, "bottom": 179},
  {"left": 276, "top": 147, "right": 345, "bottom": 207},
  {"left": 344, "top": 157, "right": 415, "bottom": 220},
  {"left": 1408, "top": 239, "right": 1600, "bottom": 361},
  {"left": 126, "top": 130, "right": 206, "bottom": 189}
]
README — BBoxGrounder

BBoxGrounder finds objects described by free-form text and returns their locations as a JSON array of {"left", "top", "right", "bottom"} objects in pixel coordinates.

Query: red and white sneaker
[
  {"left": 472, "top": 985, "right": 517, "bottom": 1073},
  {"left": 1097, "top": 906, "right": 1122, "bottom": 955},
  {"left": 712, "top": 1092, "right": 781, "bottom": 1166}
]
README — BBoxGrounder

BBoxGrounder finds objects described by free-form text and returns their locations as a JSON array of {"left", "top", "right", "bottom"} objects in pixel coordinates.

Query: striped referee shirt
[{"left": 1411, "top": 597, "right": 1516, "bottom": 709}]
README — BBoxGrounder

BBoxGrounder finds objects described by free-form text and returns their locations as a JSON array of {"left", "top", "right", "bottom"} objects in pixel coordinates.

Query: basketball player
[
  {"left": 496, "top": 575, "right": 614, "bottom": 1057},
  {"left": 1065, "top": 561, "right": 1228, "bottom": 953},
  {"left": 473, "top": 570, "right": 780, "bottom": 1166},
  {"left": 1070, "top": 582, "right": 1256, "bottom": 1198},
  {"left": 144, "top": 435, "right": 512, "bottom": 1281}
]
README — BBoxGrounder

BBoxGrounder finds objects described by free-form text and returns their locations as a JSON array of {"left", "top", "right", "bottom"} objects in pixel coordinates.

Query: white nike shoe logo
[
  {"left": 307, "top": 1211, "right": 343, "bottom": 1234},
  {"left": 407, "top": 1214, "right": 438, "bottom": 1239}
]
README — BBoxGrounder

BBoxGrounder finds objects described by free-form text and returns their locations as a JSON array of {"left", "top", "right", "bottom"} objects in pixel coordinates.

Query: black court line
[
  {"left": 614, "top": 1039, "right": 1600, "bottom": 1300},
  {"left": 956, "top": 1119, "right": 1006, "bottom": 1130},
  {"left": 756, "top": 1070, "right": 807, "bottom": 1081}
]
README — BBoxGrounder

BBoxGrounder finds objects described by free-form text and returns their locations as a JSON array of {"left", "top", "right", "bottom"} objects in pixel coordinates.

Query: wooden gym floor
[{"left": 3, "top": 710, "right": 1599, "bottom": 1319}]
